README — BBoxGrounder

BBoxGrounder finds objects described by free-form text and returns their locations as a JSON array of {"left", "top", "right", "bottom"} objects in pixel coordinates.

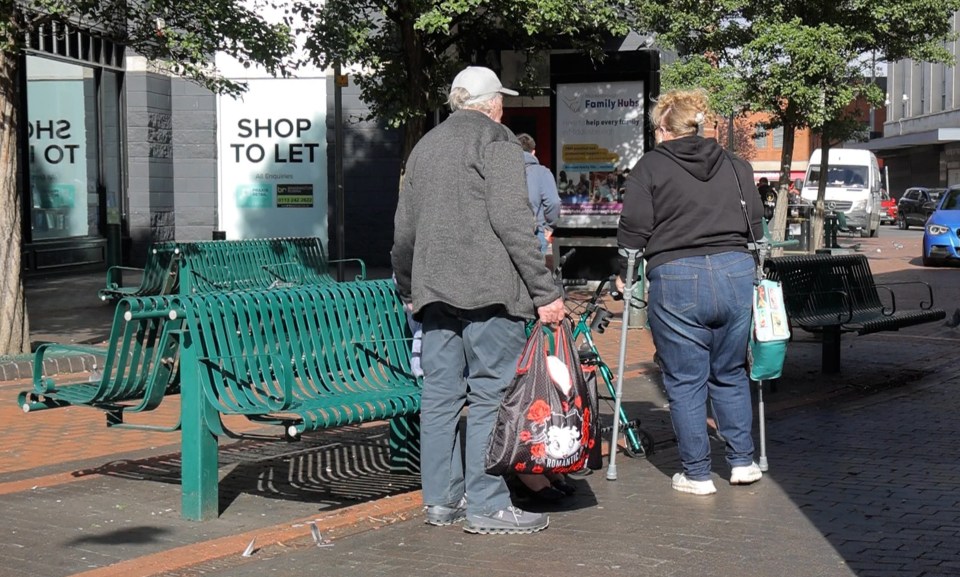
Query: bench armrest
[
  {"left": 329, "top": 257, "right": 367, "bottom": 280},
  {"left": 104, "top": 265, "right": 145, "bottom": 288},
  {"left": 32, "top": 343, "right": 107, "bottom": 393},
  {"left": 874, "top": 280, "right": 937, "bottom": 314}
]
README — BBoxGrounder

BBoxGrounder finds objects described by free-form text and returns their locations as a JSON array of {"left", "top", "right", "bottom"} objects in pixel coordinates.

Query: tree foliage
[
  {"left": 661, "top": 54, "right": 746, "bottom": 119},
  {"left": 644, "top": 0, "right": 960, "bottom": 249},
  {"left": 0, "top": 0, "right": 295, "bottom": 355},
  {"left": 292, "top": 0, "right": 641, "bottom": 161},
  {"left": 2, "top": 0, "right": 294, "bottom": 93}
]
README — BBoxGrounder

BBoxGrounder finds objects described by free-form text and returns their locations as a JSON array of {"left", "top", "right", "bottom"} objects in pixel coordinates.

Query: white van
[{"left": 801, "top": 148, "right": 882, "bottom": 238}]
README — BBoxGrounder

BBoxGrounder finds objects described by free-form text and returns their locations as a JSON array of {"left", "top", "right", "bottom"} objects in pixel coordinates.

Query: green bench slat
[
  {"left": 177, "top": 237, "right": 351, "bottom": 294},
  {"left": 18, "top": 295, "right": 181, "bottom": 416},
  {"left": 101, "top": 237, "right": 363, "bottom": 301},
  {"left": 182, "top": 280, "right": 419, "bottom": 433},
  {"left": 177, "top": 280, "right": 420, "bottom": 520}
]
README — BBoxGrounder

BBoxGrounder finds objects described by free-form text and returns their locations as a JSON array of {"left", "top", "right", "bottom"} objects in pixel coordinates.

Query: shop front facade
[
  {"left": 17, "top": 22, "right": 404, "bottom": 276},
  {"left": 19, "top": 23, "right": 125, "bottom": 273}
]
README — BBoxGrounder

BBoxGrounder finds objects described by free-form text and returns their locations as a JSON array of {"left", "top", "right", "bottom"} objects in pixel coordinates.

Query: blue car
[{"left": 922, "top": 186, "right": 960, "bottom": 266}]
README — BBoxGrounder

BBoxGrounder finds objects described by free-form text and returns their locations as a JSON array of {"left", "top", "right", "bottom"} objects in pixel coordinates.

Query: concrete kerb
[{"left": 68, "top": 492, "right": 426, "bottom": 577}]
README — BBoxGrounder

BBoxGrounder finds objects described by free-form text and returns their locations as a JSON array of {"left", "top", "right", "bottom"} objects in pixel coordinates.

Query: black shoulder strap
[{"left": 725, "top": 152, "right": 764, "bottom": 280}]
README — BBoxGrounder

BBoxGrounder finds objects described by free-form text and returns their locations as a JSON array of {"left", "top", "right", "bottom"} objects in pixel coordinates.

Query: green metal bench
[
  {"left": 177, "top": 237, "right": 365, "bottom": 294},
  {"left": 764, "top": 253, "right": 945, "bottom": 373},
  {"left": 98, "top": 242, "right": 180, "bottom": 302},
  {"left": 17, "top": 295, "right": 183, "bottom": 429},
  {"left": 763, "top": 218, "right": 800, "bottom": 250},
  {"left": 176, "top": 279, "right": 420, "bottom": 520},
  {"left": 98, "top": 237, "right": 364, "bottom": 301}
]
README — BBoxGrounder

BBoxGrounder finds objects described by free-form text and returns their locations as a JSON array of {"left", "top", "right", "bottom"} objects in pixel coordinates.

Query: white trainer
[
  {"left": 671, "top": 473, "right": 717, "bottom": 495},
  {"left": 730, "top": 462, "right": 763, "bottom": 485}
]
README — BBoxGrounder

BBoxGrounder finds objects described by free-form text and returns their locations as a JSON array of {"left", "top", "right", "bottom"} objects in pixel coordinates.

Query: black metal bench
[
  {"left": 175, "top": 279, "right": 420, "bottom": 520},
  {"left": 765, "top": 253, "right": 946, "bottom": 373}
]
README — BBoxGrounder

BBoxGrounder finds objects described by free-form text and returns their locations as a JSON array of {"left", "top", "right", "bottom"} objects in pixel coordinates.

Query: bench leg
[
  {"left": 388, "top": 415, "right": 421, "bottom": 474},
  {"left": 180, "top": 338, "right": 220, "bottom": 521},
  {"left": 821, "top": 326, "right": 842, "bottom": 374}
]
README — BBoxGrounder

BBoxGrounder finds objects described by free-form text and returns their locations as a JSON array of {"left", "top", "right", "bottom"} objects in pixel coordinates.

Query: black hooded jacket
[{"left": 617, "top": 135, "right": 764, "bottom": 276}]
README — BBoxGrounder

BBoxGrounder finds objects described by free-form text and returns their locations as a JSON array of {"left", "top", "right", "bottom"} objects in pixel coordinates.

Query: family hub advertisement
[{"left": 555, "top": 81, "right": 645, "bottom": 227}]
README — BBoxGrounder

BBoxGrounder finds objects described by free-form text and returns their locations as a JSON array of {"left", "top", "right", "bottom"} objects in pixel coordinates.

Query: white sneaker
[
  {"left": 730, "top": 462, "right": 763, "bottom": 485},
  {"left": 671, "top": 473, "right": 717, "bottom": 495}
]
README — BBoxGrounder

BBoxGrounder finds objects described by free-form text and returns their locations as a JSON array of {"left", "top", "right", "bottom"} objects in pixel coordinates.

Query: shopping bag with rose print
[{"left": 485, "top": 319, "right": 598, "bottom": 477}]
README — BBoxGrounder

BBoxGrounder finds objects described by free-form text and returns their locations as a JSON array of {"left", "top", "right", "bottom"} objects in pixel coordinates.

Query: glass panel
[
  {"left": 805, "top": 164, "right": 869, "bottom": 188},
  {"left": 943, "top": 189, "right": 960, "bottom": 210},
  {"left": 26, "top": 56, "right": 100, "bottom": 240}
]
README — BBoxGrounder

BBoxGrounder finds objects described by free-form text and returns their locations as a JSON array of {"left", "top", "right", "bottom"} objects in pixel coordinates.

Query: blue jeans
[
  {"left": 647, "top": 251, "right": 756, "bottom": 481},
  {"left": 419, "top": 303, "right": 526, "bottom": 515},
  {"left": 536, "top": 228, "right": 549, "bottom": 254}
]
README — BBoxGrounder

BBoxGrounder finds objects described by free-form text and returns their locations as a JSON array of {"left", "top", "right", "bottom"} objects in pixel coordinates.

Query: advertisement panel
[
  {"left": 217, "top": 78, "right": 327, "bottom": 240},
  {"left": 27, "top": 79, "right": 89, "bottom": 239},
  {"left": 554, "top": 81, "right": 646, "bottom": 228}
]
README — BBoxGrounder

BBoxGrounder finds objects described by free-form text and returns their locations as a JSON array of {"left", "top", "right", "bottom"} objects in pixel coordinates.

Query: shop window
[{"left": 26, "top": 56, "right": 100, "bottom": 240}]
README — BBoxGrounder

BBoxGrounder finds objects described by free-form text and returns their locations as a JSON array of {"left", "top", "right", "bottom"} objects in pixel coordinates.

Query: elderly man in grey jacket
[{"left": 392, "top": 66, "right": 565, "bottom": 535}]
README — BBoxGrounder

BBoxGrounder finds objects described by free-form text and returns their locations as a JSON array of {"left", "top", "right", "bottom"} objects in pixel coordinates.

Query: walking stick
[
  {"left": 757, "top": 379, "right": 769, "bottom": 471},
  {"left": 607, "top": 248, "right": 640, "bottom": 481}
]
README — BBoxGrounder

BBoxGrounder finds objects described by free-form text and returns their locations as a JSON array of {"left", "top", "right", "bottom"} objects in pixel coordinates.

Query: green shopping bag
[{"left": 749, "top": 279, "right": 789, "bottom": 381}]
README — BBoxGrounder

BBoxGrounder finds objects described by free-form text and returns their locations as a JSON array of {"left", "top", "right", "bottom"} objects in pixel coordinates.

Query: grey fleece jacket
[{"left": 392, "top": 109, "right": 561, "bottom": 319}]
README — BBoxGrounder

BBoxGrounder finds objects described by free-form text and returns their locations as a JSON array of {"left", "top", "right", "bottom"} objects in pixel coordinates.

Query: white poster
[
  {"left": 217, "top": 78, "right": 327, "bottom": 240},
  {"left": 554, "top": 81, "right": 645, "bottom": 227}
]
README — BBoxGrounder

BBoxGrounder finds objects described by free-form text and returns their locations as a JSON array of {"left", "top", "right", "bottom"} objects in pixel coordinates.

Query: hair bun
[{"left": 694, "top": 111, "right": 705, "bottom": 125}]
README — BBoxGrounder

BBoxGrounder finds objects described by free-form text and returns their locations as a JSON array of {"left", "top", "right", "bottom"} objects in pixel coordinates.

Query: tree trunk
[
  {"left": 0, "top": 16, "right": 30, "bottom": 355},
  {"left": 398, "top": 0, "right": 427, "bottom": 167},
  {"left": 810, "top": 133, "right": 832, "bottom": 252},
  {"left": 769, "top": 121, "right": 796, "bottom": 257}
]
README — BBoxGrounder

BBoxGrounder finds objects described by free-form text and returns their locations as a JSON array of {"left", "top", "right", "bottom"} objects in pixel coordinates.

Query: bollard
[{"left": 824, "top": 213, "right": 838, "bottom": 249}]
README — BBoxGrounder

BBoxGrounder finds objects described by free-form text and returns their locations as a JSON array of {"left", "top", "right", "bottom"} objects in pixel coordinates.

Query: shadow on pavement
[
  {"left": 67, "top": 526, "right": 174, "bottom": 546},
  {"left": 71, "top": 424, "right": 422, "bottom": 516}
]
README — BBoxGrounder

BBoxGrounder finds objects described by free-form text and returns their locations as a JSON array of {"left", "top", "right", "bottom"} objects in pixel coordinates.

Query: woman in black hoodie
[{"left": 617, "top": 89, "right": 765, "bottom": 496}]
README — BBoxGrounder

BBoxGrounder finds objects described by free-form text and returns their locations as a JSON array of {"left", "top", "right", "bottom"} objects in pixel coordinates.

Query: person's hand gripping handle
[{"left": 537, "top": 298, "right": 566, "bottom": 325}]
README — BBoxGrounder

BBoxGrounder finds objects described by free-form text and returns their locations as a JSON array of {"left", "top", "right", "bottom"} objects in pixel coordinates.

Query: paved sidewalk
[{"left": 1, "top": 232, "right": 959, "bottom": 577}]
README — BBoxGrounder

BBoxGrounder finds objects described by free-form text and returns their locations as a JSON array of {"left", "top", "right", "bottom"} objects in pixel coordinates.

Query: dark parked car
[{"left": 897, "top": 187, "right": 945, "bottom": 229}]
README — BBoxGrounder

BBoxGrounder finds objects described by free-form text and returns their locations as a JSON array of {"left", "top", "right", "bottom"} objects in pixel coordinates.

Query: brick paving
[{"left": 1, "top": 231, "right": 958, "bottom": 577}]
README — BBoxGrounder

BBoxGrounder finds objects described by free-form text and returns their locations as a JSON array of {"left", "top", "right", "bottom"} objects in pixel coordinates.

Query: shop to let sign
[{"left": 217, "top": 77, "right": 327, "bottom": 239}]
